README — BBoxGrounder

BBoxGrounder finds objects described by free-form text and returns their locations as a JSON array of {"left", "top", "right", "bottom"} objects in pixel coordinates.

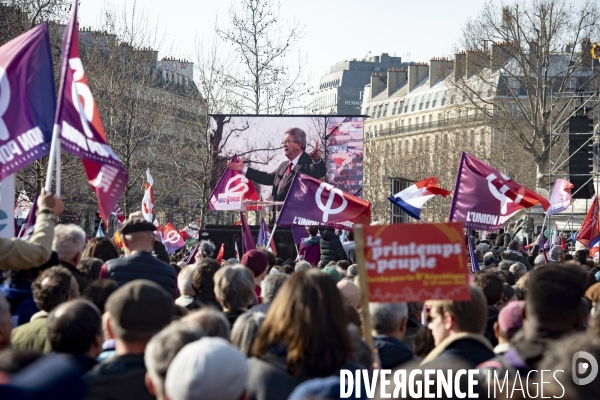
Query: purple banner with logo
[
  {"left": 448, "top": 153, "right": 550, "bottom": 231},
  {"left": 209, "top": 155, "right": 259, "bottom": 210},
  {"left": 547, "top": 179, "right": 574, "bottom": 216},
  {"left": 276, "top": 172, "right": 371, "bottom": 230},
  {"left": 56, "top": 1, "right": 128, "bottom": 228},
  {"left": 0, "top": 22, "right": 55, "bottom": 180}
]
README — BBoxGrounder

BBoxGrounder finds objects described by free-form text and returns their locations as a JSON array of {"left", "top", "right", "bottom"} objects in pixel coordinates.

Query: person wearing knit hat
[
  {"left": 492, "top": 300, "right": 524, "bottom": 355},
  {"left": 242, "top": 250, "right": 268, "bottom": 303},
  {"left": 321, "top": 266, "right": 341, "bottom": 283},
  {"left": 165, "top": 337, "right": 248, "bottom": 400}
]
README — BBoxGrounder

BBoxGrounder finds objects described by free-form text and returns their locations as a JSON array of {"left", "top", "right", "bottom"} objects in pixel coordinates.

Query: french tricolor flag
[{"left": 388, "top": 177, "right": 451, "bottom": 220}]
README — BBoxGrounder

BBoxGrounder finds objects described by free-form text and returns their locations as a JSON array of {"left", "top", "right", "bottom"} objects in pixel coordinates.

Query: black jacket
[
  {"left": 484, "top": 306, "right": 500, "bottom": 347},
  {"left": 246, "top": 152, "right": 326, "bottom": 201},
  {"left": 373, "top": 335, "right": 414, "bottom": 369},
  {"left": 319, "top": 229, "right": 347, "bottom": 262},
  {"left": 103, "top": 251, "right": 176, "bottom": 297},
  {"left": 426, "top": 337, "right": 495, "bottom": 368},
  {"left": 84, "top": 354, "right": 153, "bottom": 400}
]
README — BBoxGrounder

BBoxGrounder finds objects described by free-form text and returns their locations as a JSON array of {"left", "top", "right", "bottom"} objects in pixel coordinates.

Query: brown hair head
[
  {"left": 82, "top": 237, "right": 120, "bottom": 262},
  {"left": 251, "top": 269, "right": 353, "bottom": 377},
  {"left": 428, "top": 285, "right": 488, "bottom": 334}
]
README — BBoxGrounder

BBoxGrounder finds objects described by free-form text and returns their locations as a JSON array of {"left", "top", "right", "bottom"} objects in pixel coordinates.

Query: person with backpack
[{"left": 297, "top": 227, "right": 320, "bottom": 267}]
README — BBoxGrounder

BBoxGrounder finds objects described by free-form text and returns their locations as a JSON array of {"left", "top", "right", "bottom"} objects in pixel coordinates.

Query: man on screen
[{"left": 227, "top": 128, "right": 326, "bottom": 201}]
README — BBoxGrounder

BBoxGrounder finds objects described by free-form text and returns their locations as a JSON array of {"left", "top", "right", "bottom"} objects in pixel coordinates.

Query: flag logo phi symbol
[{"left": 316, "top": 182, "right": 347, "bottom": 222}]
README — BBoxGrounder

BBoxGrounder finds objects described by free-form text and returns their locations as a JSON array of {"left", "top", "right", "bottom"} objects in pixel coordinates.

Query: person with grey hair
[
  {"left": 182, "top": 307, "right": 231, "bottom": 340},
  {"left": 0, "top": 293, "right": 12, "bottom": 351},
  {"left": 369, "top": 302, "right": 413, "bottom": 369},
  {"left": 175, "top": 265, "right": 201, "bottom": 310},
  {"left": 498, "top": 259, "right": 514, "bottom": 271},
  {"left": 346, "top": 264, "right": 358, "bottom": 279},
  {"left": 144, "top": 321, "right": 204, "bottom": 400},
  {"left": 198, "top": 240, "right": 216, "bottom": 259},
  {"left": 259, "top": 274, "right": 288, "bottom": 305},
  {"left": 53, "top": 224, "right": 89, "bottom": 292},
  {"left": 227, "top": 127, "right": 326, "bottom": 201},
  {"left": 214, "top": 265, "right": 256, "bottom": 327},
  {"left": 294, "top": 260, "right": 311, "bottom": 273},
  {"left": 230, "top": 311, "right": 266, "bottom": 356},
  {"left": 509, "top": 262, "right": 528, "bottom": 281}
]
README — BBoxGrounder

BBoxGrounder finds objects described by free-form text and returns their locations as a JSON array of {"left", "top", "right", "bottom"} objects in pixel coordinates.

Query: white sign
[{"left": 216, "top": 193, "right": 242, "bottom": 210}]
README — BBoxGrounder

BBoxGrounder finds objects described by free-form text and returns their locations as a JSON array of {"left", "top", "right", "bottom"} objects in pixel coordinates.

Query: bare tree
[
  {"left": 449, "top": 0, "right": 600, "bottom": 190},
  {"left": 215, "top": 0, "right": 309, "bottom": 114}
]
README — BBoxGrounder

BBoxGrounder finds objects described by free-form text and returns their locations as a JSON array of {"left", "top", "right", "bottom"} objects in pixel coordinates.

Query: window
[
  {"left": 401, "top": 119, "right": 404, "bottom": 127},
  {"left": 441, "top": 91, "right": 447, "bottom": 106},
  {"left": 383, "top": 104, "right": 388, "bottom": 117},
  {"left": 411, "top": 97, "right": 416, "bottom": 112},
  {"left": 377, "top": 105, "right": 382, "bottom": 118},
  {"left": 418, "top": 96, "right": 424, "bottom": 110},
  {"left": 398, "top": 101, "right": 403, "bottom": 114},
  {"left": 425, "top": 94, "right": 431, "bottom": 109},
  {"left": 392, "top": 102, "right": 397, "bottom": 115},
  {"left": 365, "top": 107, "right": 370, "bottom": 116},
  {"left": 432, "top": 92, "right": 438, "bottom": 107}
]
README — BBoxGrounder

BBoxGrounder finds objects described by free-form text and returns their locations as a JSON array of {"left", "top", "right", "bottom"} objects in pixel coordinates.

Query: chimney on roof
[
  {"left": 387, "top": 68, "right": 407, "bottom": 96},
  {"left": 491, "top": 42, "right": 516, "bottom": 69},
  {"left": 454, "top": 52, "right": 466, "bottom": 80},
  {"left": 370, "top": 73, "right": 386, "bottom": 96},
  {"left": 466, "top": 50, "right": 488, "bottom": 77},
  {"left": 582, "top": 38, "right": 592, "bottom": 67},
  {"left": 429, "top": 57, "right": 452, "bottom": 85},
  {"left": 408, "top": 63, "right": 429, "bottom": 93}
]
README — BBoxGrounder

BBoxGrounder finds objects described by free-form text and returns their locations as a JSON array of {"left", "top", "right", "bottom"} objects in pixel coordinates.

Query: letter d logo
[{"left": 572, "top": 351, "right": 598, "bottom": 385}]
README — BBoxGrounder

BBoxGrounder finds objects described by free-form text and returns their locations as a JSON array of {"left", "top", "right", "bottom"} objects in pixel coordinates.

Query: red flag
[
  {"left": 577, "top": 196, "right": 600, "bottom": 249},
  {"left": 141, "top": 169, "right": 154, "bottom": 221},
  {"left": 216, "top": 243, "right": 225, "bottom": 264},
  {"left": 561, "top": 236, "right": 568, "bottom": 252},
  {"left": 276, "top": 172, "right": 371, "bottom": 229},
  {"left": 55, "top": 1, "right": 128, "bottom": 228},
  {"left": 161, "top": 222, "right": 186, "bottom": 254}
]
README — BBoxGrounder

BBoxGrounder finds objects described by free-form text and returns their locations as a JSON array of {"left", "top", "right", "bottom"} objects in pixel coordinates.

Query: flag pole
[
  {"left": 44, "top": 124, "right": 60, "bottom": 193},
  {"left": 55, "top": 136, "right": 61, "bottom": 196},
  {"left": 266, "top": 224, "right": 277, "bottom": 250}
]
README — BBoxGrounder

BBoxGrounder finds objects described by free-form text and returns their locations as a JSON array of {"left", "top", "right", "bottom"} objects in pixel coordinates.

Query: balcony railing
[{"left": 367, "top": 114, "right": 490, "bottom": 138}]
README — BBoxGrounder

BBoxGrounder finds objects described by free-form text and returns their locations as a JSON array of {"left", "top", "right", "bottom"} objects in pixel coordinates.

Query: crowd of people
[{"left": 0, "top": 193, "right": 600, "bottom": 399}]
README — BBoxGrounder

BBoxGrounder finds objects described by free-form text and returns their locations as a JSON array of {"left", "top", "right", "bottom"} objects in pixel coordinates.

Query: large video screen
[{"left": 209, "top": 115, "right": 364, "bottom": 200}]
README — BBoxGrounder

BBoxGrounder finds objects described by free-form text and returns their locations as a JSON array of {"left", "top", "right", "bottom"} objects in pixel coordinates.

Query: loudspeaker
[{"left": 569, "top": 116, "right": 594, "bottom": 199}]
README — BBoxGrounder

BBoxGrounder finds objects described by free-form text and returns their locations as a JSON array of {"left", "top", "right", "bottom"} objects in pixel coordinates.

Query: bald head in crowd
[
  {"left": 337, "top": 280, "right": 361, "bottom": 310},
  {"left": 47, "top": 299, "right": 103, "bottom": 359}
]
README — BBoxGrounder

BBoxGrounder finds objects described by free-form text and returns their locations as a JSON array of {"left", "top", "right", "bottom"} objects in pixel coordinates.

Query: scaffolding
[{"left": 538, "top": 90, "right": 600, "bottom": 243}]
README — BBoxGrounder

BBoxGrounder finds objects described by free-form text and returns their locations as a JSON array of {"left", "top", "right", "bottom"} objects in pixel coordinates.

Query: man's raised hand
[
  {"left": 309, "top": 140, "right": 320, "bottom": 161},
  {"left": 227, "top": 159, "right": 245, "bottom": 171}
]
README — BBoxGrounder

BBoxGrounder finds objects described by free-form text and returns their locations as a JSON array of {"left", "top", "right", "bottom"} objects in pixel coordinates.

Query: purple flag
[
  {"left": 291, "top": 226, "right": 308, "bottom": 245},
  {"left": 467, "top": 234, "right": 480, "bottom": 272},
  {"left": 547, "top": 179, "right": 574, "bottom": 216},
  {"left": 56, "top": 0, "right": 128, "bottom": 228},
  {"left": 240, "top": 212, "right": 256, "bottom": 255},
  {"left": 257, "top": 217, "right": 267, "bottom": 246},
  {"left": 209, "top": 155, "right": 259, "bottom": 210},
  {"left": 186, "top": 244, "right": 199, "bottom": 265},
  {"left": 448, "top": 153, "right": 550, "bottom": 231},
  {"left": 18, "top": 194, "right": 38, "bottom": 240},
  {"left": 0, "top": 22, "right": 55, "bottom": 179},
  {"left": 276, "top": 172, "right": 371, "bottom": 230}
]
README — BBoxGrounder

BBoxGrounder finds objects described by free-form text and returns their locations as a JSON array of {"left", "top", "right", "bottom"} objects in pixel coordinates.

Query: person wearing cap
[
  {"left": 165, "top": 337, "right": 248, "bottom": 400},
  {"left": 482, "top": 252, "right": 499, "bottom": 270},
  {"left": 493, "top": 300, "right": 524, "bottom": 355},
  {"left": 100, "top": 219, "right": 176, "bottom": 297},
  {"left": 84, "top": 280, "right": 174, "bottom": 400},
  {"left": 241, "top": 249, "right": 268, "bottom": 303},
  {"left": 0, "top": 191, "right": 63, "bottom": 271}
]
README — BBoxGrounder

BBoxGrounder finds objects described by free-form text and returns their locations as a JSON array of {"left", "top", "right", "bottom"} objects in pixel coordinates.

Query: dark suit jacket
[{"left": 246, "top": 152, "right": 326, "bottom": 201}]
